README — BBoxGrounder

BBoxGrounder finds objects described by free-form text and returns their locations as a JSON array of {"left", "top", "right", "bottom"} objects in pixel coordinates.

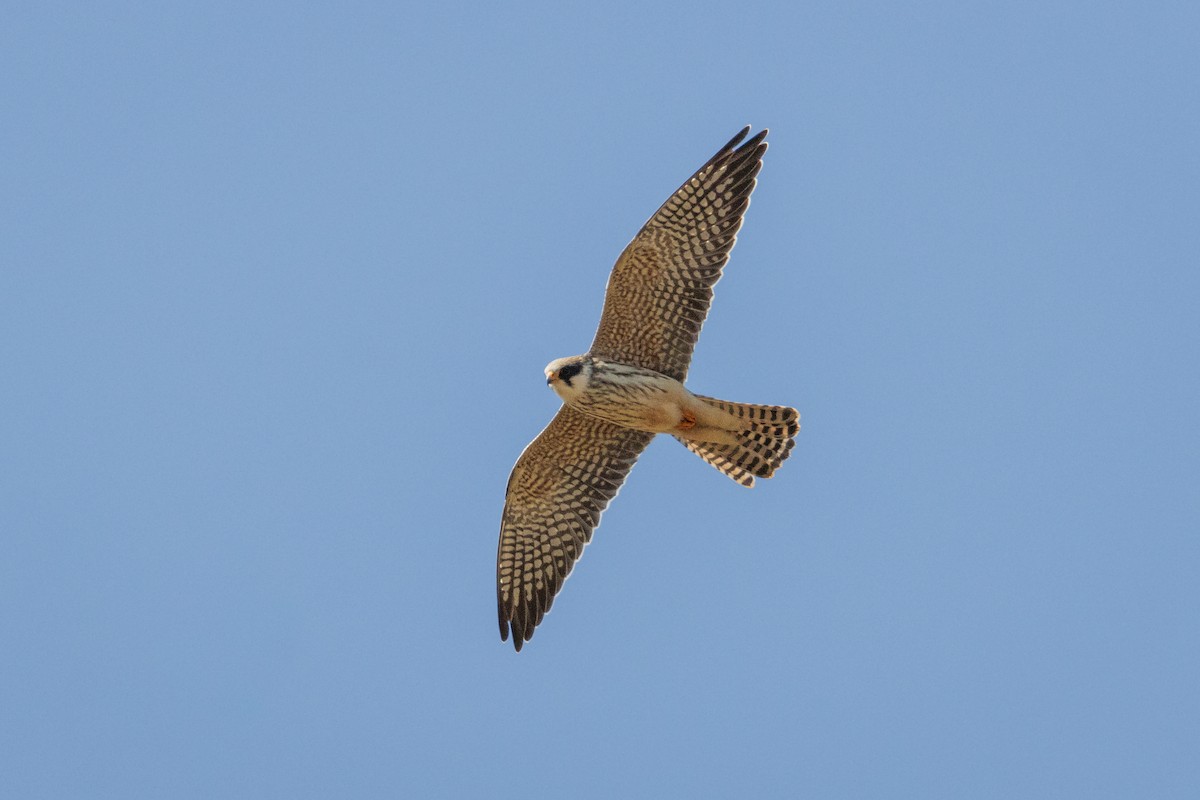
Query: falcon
[{"left": 497, "top": 127, "right": 799, "bottom": 651}]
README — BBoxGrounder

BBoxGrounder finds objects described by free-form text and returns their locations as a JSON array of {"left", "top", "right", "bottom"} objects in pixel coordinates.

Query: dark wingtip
[
  {"left": 744, "top": 127, "right": 769, "bottom": 152},
  {"left": 705, "top": 126, "right": 768, "bottom": 173},
  {"left": 721, "top": 125, "right": 753, "bottom": 154},
  {"left": 499, "top": 610, "right": 530, "bottom": 652}
]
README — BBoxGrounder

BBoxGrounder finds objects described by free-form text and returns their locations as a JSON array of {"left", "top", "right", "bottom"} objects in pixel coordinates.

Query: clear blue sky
[{"left": 3, "top": 2, "right": 1197, "bottom": 797}]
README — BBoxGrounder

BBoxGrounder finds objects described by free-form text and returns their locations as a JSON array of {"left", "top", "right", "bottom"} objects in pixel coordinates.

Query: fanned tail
[{"left": 674, "top": 397, "right": 799, "bottom": 488}]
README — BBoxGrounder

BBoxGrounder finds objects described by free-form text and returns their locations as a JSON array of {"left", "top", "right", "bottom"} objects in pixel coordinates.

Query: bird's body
[
  {"left": 545, "top": 355, "right": 726, "bottom": 440},
  {"left": 497, "top": 127, "right": 799, "bottom": 650}
]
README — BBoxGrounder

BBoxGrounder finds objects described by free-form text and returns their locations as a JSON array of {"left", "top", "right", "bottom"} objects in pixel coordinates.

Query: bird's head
[{"left": 544, "top": 355, "right": 592, "bottom": 401}]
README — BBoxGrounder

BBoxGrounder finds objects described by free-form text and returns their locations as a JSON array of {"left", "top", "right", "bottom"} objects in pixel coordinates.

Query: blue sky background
[{"left": 3, "top": 2, "right": 1197, "bottom": 797}]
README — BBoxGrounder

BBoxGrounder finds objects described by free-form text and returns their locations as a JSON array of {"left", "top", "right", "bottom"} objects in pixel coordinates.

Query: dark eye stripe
[{"left": 559, "top": 364, "right": 582, "bottom": 382}]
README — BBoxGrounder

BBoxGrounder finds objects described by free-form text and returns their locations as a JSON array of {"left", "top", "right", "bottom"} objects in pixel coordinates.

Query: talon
[{"left": 677, "top": 409, "right": 697, "bottom": 431}]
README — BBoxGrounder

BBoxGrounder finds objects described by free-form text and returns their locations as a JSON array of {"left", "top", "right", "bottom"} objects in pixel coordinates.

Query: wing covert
[
  {"left": 588, "top": 127, "right": 768, "bottom": 381},
  {"left": 497, "top": 406, "right": 654, "bottom": 651}
]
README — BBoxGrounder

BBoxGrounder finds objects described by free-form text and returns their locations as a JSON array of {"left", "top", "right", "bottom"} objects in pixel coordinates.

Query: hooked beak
[{"left": 546, "top": 370, "right": 558, "bottom": 385}]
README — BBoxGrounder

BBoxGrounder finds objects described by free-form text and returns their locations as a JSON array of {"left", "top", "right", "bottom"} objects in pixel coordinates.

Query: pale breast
[{"left": 569, "top": 358, "right": 690, "bottom": 433}]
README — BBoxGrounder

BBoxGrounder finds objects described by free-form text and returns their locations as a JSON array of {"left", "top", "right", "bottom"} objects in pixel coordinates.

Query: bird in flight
[{"left": 496, "top": 127, "right": 799, "bottom": 651}]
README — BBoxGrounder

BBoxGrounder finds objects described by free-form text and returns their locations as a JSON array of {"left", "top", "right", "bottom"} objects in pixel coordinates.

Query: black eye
[{"left": 558, "top": 363, "right": 582, "bottom": 383}]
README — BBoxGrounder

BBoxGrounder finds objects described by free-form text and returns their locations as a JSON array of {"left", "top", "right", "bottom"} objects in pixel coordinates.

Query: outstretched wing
[
  {"left": 497, "top": 406, "right": 654, "bottom": 651},
  {"left": 588, "top": 127, "right": 768, "bottom": 382}
]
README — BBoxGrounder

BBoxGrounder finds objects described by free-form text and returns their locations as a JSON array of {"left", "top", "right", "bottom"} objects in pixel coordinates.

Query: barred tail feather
[{"left": 674, "top": 397, "right": 799, "bottom": 488}]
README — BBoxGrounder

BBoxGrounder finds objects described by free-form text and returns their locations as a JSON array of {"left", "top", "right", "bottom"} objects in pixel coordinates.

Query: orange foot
[{"left": 677, "top": 409, "right": 697, "bottom": 431}]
